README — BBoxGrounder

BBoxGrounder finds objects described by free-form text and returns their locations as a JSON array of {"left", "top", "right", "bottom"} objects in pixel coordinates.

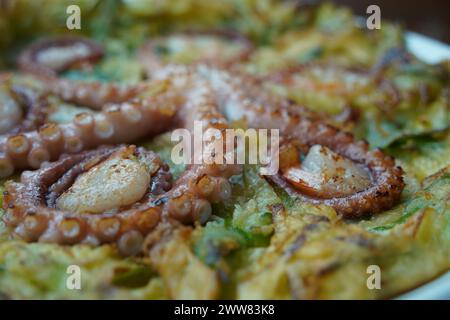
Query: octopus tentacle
[
  {"left": 2, "top": 69, "right": 241, "bottom": 255},
  {"left": 0, "top": 75, "right": 49, "bottom": 177},
  {"left": 47, "top": 78, "right": 142, "bottom": 110},
  {"left": 4, "top": 147, "right": 163, "bottom": 252},
  {"left": 2, "top": 28, "right": 407, "bottom": 256},
  {"left": 7, "top": 84, "right": 48, "bottom": 133},
  {"left": 0, "top": 75, "right": 48, "bottom": 136},
  {"left": 0, "top": 80, "right": 25, "bottom": 136},
  {"left": 0, "top": 78, "right": 177, "bottom": 175},
  {"left": 157, "top": 65, "right": 404, "bottom": 218},
  {"left": 17, "top": 36, "right": 140, "bottom": 110},
  {"left": 206, "top": 67, "right": 404, "bottom": 218},
  {"left": 17, "top": 36, "right": 104, "bottom": 77}
]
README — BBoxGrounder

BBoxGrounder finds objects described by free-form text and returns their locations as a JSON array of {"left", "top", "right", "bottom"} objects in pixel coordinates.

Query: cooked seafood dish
[{"left": 0, "top": 0, "right": 449, "bottom": 300}]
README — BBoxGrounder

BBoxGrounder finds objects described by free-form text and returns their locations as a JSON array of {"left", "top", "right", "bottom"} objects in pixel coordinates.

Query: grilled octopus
[
  {"left": 2, "top": 64, "right": 240, "bottom": 255},
  {"left": 1, "top": 35, "right": 404, "bottom": 256}
]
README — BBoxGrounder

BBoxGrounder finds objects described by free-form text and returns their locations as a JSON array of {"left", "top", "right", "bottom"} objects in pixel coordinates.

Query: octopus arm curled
[
  {"left": 17, "top": 36, "right": 104, "bottom": 77},
  {"left": 2, "top": 69, "right": 242, "bottom": 255},
  {"left": 176, "top": 66, "right": 405, "bottom": 218},
  {"left": 2, "top": 34, "right": 406, "bottom": 256}
]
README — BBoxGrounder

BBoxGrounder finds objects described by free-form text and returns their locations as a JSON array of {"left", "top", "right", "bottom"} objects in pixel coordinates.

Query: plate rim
[{"left": 396, "top": 32, "right": 450, "bottom": 300}]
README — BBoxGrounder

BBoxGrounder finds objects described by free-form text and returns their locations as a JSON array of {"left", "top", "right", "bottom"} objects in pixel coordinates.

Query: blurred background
[{"left": 334, "top": 0, "right": 450, "bottom": 44}]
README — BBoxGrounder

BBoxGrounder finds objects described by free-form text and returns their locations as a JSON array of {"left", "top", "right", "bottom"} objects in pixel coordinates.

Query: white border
[{"left": 406, "top": 32, "right": 450, "bottom": 64}]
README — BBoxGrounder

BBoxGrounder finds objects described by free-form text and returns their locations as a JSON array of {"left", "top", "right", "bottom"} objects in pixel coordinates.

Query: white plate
[
  {"left": 406, "top": 32, "right": 450, "bottom": 63},
  {"left": 396, "top": 32, "right": 450, "bottom": 300}
]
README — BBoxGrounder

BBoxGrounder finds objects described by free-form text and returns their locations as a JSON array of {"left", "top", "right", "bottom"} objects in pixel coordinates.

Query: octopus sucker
[
  {"left": 261, "top": 111, "right": 405, "bottom": 217},
  {"left": 73, "top": 112, "right": 94, "bottom": 128},
  {"left": 48, "top": 79, "right": 142, "bottom": 110},
  {"left": 166, "top": 65, "right": 405, "bottom": 218},
  {"left": 6, "top": 134, "right": 31, "bottom": 158},
  {"left": 27, "top": 140, "right": 51, "bottom": 169},
  {"left": 281, "top": 144, "right": 372, "bottom": 199}
]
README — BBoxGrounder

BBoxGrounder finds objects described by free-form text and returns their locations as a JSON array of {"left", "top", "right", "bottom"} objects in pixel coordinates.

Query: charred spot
[
  {"left": 151, "top": 197, "right": 168, "bottom": 207},
  {"left": 284, "top": 234, "right": 307, "bottom": 258},
  {"left": 317, "top": 262, "right": 340, "bottom": 277},
  {"left": 375, "top": 190, "right": 389, "bottom": 198}
]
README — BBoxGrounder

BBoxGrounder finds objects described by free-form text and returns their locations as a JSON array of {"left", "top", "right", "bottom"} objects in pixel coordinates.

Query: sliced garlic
[
  {"left": 56, "top": 149, "right": 151, "bottom": 214},
  {"left": 283, "top": 145, "right": 371, "bottom": 198}
]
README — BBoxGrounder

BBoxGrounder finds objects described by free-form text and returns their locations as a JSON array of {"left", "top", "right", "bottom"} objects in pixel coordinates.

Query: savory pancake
[{"left": 0, "top": 1, "right": 448, "bottom": 299}]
